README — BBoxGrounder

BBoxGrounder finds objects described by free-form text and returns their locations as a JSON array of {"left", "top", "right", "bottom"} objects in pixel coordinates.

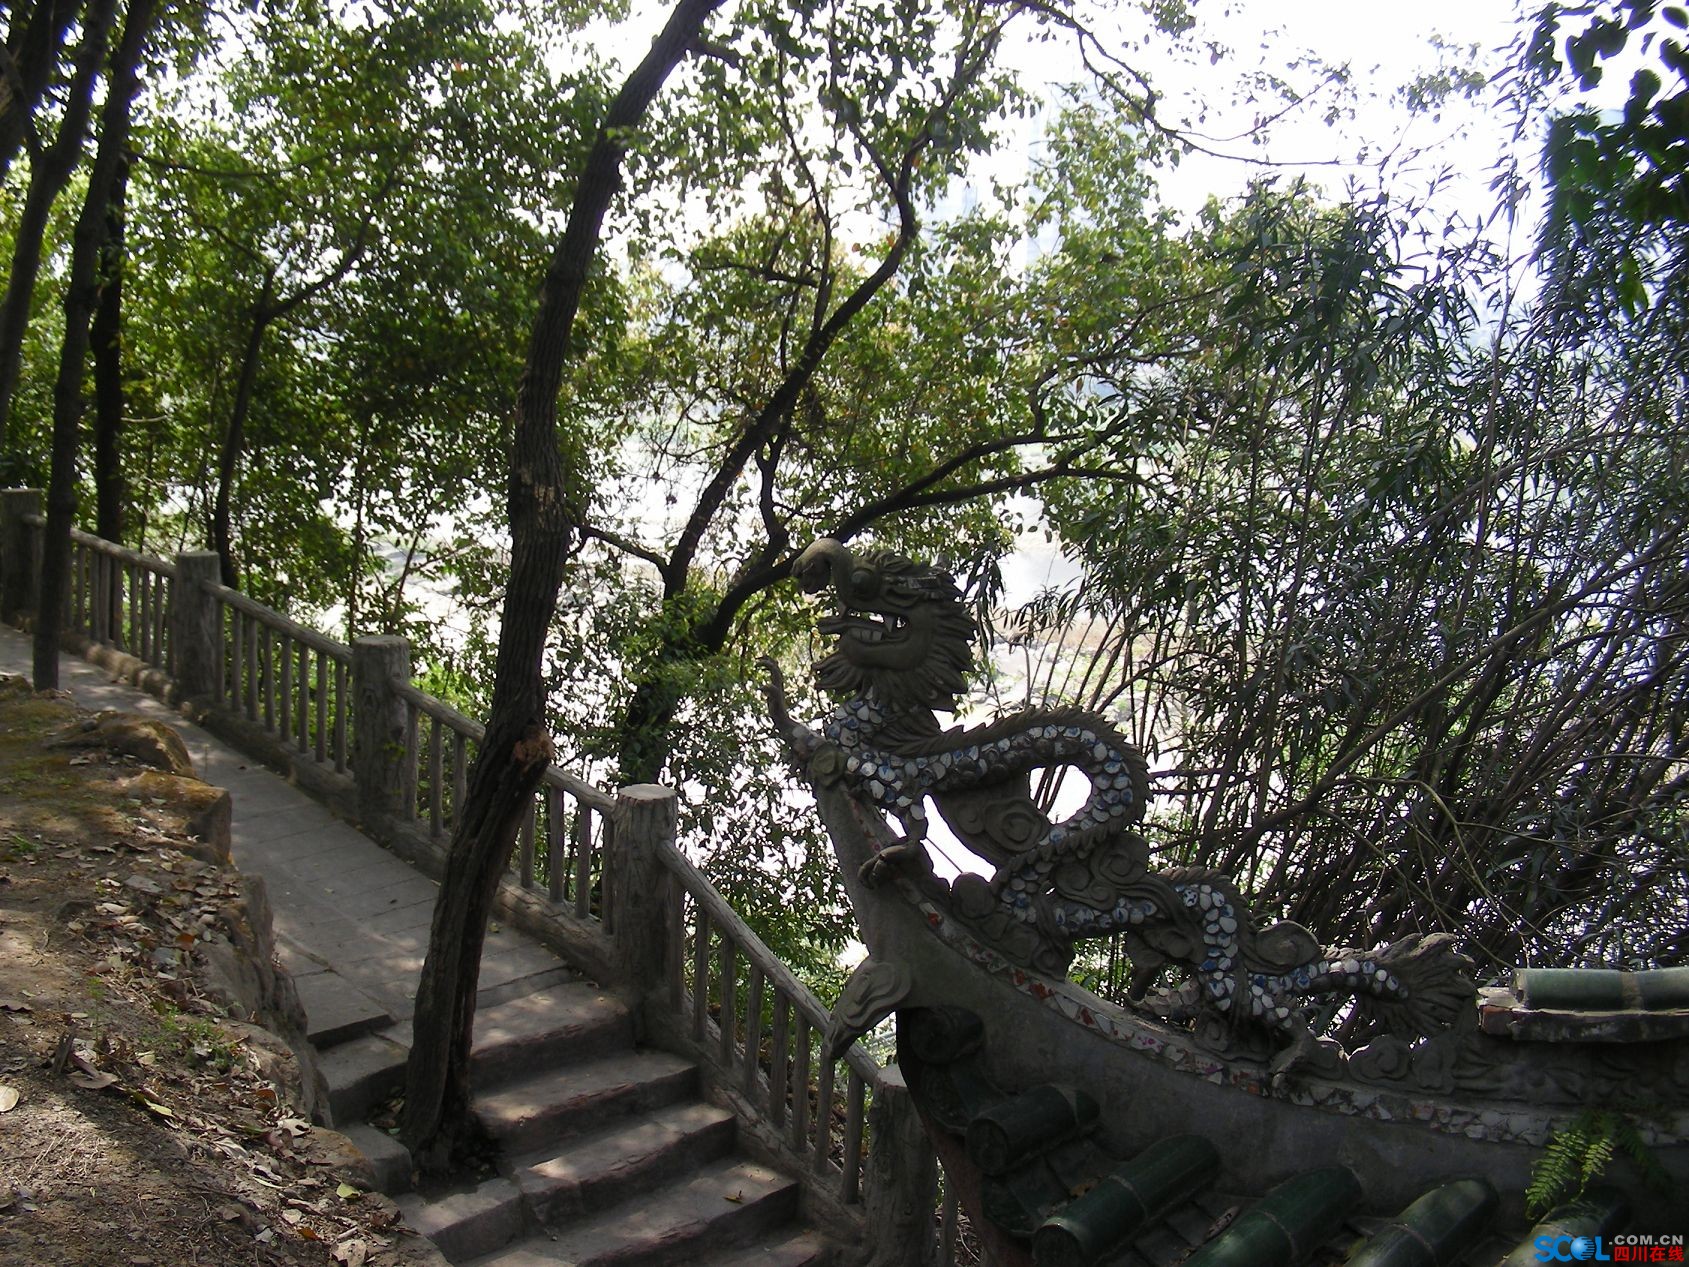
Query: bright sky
[
  {"left": 990, "top": 0, "right": 1540, "bottom": 614},
  {"left": 999, "top": 0, "right": 1534, "bottom": 226},
  {"left": 1157, "top": 0, "right": 1524, "bottom": 206}
]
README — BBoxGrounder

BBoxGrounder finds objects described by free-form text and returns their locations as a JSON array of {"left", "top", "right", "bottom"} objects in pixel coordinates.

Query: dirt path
[{"left": 0, "top": 676, "right": 440, "bottom": 1267}]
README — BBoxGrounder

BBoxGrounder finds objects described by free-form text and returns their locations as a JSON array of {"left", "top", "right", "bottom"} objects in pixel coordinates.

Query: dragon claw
[{"left": 859, "top": 841, "right": 922, "bottom": 888}]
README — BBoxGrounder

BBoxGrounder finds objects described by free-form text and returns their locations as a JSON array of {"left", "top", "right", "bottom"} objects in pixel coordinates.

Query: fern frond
[
  {"left": 1577, "top": 1114, "right": 1616, "bottom": 1189},
  {"left": 1613, "top": 1111, "right": 1673, "bottom": 1193},
  {"left": 1528, "top": 1118, "right": 1591, "bottom": 1218},
  {"left": 1527, "top": 1106, "right": 1670, "bottom": 1219}
]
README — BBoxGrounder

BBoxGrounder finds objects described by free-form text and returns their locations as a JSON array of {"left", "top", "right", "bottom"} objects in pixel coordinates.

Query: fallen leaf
[
  {"left": 297, "top": 1226, "right": 321, "bottom": 1241},
  {"left": 0, "top": 999, "right": 31, "bottom": 1014},
  {"left": 142, "top": 1098, "right": 175, "bottom": 1119},
  {"left": 69, "top": 1070, "right": 119, "bottom": 1091},
  {"left": 336, "top": 1182, "right": 362, "bottom": 1200},
  {"left": 213, "top": 1138, "right": 249, "bottom": 1162},
  {"left": 275, "top": 1117, "right": 312, "bottom": 1136},
  {"left": 281, "top": 1209, "right": 303, "bottom": 1225},
  {"left": 724, "top": 1190, "right": 744, "bottom": 1204},
  {"left": 332, "top": 1238, "right": 368, "bottom": 1267},
  {"left": 0, "top": 1085, "right": 18, "bottom": 1112}
]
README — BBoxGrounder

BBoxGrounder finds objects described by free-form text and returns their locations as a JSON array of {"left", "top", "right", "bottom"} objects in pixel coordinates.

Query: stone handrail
[
  {"left": 0, "top": 491, "right": 943, "bottom": 1263},
  {"left": 652, "top": 833, "right": 882, "bottom": 1195},
  {"left": 199, "top": 566, "right": 354, "bottom": 772},
  {"left": 388, "top": 679, "right": 616, "bottom": 810}
]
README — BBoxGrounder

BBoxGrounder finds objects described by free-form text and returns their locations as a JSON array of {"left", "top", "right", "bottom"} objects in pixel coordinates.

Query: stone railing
[{"left": 0, "top": 490, "right": 955, "bottom": 1264}]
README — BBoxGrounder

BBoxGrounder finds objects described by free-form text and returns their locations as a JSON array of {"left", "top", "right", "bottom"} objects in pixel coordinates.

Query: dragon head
[{"left": 792, "top": 538, "right": 978, "bottom": 711}]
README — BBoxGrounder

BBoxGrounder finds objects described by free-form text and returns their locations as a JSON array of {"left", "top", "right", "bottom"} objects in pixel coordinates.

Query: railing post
[
  {"left": 862, "top": 1069, "right": 940, "bottom": 1267},
  {"left": 171, "top": 551, "right": 222, "bottom": 700},
  {"left": 1, "top": 489, "right": 43, "bottom": 624},
  {"left": 352, "top": 635, "right": 411, "bottom": 819},
  {"left": 611, "top": 784, "right": 680, "bottom": 1016}
]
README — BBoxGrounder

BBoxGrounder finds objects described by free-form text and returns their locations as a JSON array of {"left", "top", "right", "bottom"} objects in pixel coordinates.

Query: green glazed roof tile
[
  {"left": 1342, "top": 1178, "right": 1499, "bottom": 1267},
  {"left": 1183, "top": 1167, "right": 1363, "bottom": 1267}
]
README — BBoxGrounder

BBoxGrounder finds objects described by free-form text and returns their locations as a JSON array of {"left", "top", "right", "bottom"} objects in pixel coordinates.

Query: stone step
[
  {"left": 321, "top": 1029, "right": 409, "bottom": 1125},
  {"left": 470, "top": 982, "right": 631, "bottom": 1089},
  {"left": 295, "top": 968, "right": 395, "bottom": 1048},
  {"left": 477, "top": 963, "right": 582, "bottom": 1011},
  {"left": 320, "top": 984, "right": 632, "bottom": 1128},
  {"left": 473, "top": 1049, "right": 698, "bottom": 1156},
  {"left": 693, "top": 1229, "right": 833, "bottom": 1266},
  {"left": 398, "top": 1175, "right": 526, "bottom": 1263},
  {"left": 512, "top": 1100, "right": 738, "bottom": 1225},
  {"left": 464, "top": 1157, "right": 800, "bottom": 1267},
  {"left": 341, "top": 1121, "right": 414, "bottom": 1194}
]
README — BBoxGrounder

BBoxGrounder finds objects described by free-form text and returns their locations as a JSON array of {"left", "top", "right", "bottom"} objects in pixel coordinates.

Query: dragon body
[{"left": 766, "top": 538, "right": 1475, "bottom": 1049}]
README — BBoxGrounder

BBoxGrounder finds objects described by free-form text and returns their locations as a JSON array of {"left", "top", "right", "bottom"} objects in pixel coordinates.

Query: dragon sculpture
[{"left": 763, "top": 538, "right": 1475, "bottom": 1059}]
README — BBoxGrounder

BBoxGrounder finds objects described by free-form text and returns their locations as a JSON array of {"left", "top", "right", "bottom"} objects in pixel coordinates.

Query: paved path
[{"left": 0, "top": 624, "right": 570, "bottom": 1049}]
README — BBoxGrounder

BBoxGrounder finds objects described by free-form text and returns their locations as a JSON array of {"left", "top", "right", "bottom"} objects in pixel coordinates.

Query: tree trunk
[
  {"left": 0, "top": 0, "right": 118, "bottom": 459},
  {"left": 0, "top": 0, "right": 85, "bottom": 185},
  {"left": 206, "top": 178, "right": 386, "bottom": 593},
  {"left": 211, "top": 279, "right": 274, "bottom": 590},
  {"left": 91, "top": 152, "right": 129, "bottom": 544},
  {"left": 615, "top": 666, "right": 687, "bottom": 786},
  {"left": 33, "top": 0, "right": 159, "bottom": 690},
  {"left": 399, "top": 0, "right": 725, "bottom": 1174}
]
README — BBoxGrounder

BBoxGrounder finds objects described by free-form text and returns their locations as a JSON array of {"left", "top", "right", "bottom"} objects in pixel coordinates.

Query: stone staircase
[{"left": 315, "top": 978, "right": 835, "bottom": 1267}]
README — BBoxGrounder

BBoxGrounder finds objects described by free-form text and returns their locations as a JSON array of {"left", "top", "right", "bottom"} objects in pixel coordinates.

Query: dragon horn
[{"left": 793, "top": 538, "right": 854, "bottom": 596}]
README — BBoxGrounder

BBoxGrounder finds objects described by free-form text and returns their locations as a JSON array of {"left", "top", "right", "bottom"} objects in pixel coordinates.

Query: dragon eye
[{"left": 850, "top": 568, "right": 873, "bottom": 592}]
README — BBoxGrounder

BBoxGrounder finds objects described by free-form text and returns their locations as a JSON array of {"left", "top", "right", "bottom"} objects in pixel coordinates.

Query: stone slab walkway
[{"left": 0, "top": 624, "right": 570, "bottom": 1049}]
